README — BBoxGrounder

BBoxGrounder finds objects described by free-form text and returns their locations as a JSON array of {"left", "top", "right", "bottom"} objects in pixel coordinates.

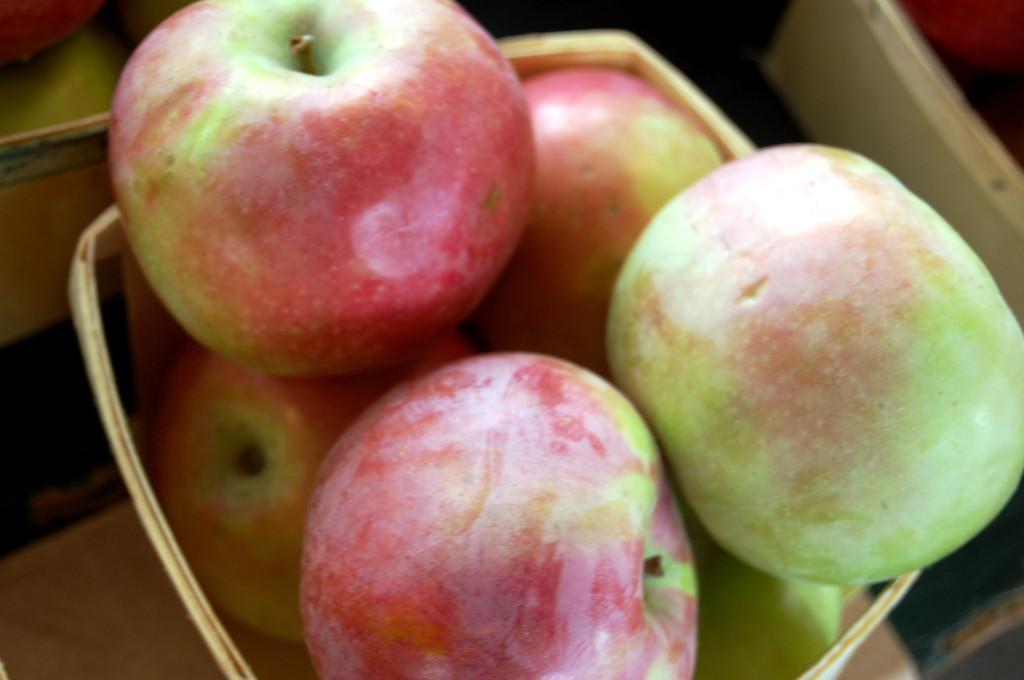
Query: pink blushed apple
[
  {"left": 109, "top": 0, "right": 532, "bottom": 376},
  {"left": 301, "top": 353, "right": 697, "bottom": 679},
  {"left": 0, "top": 0, "right": 106, "bottom": 65},
  {"left": 609, "top": 145, "right": 1024, "bottom": 585},
  {"left": 473, "top": 67, "right": 722, "bottom": 376},
  {"left": 150, "top": 333, "right": 473, "bottom": 640}
]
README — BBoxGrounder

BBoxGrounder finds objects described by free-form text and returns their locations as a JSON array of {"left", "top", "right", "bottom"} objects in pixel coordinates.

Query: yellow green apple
[
  {"left": 0, "top": 23, "right": 126, "bottom": 138},
  {"left": 693, "top": 530, "right": 843, "bottom": 680}
]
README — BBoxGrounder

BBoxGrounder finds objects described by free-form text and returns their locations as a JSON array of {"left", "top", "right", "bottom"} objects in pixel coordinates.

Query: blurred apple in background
[
  {"left": 900, "top": 0, "right": 1024, "bottom": 72},
  {"left": 109, "top": 0, "right": 533, "bottom": 376},
  {"left": 114, "top": 0, "right": 193, "bottom": 44},
  {"left": 302, "top": 353, "right": 698, "bottom": 678},
  {"left": 0, "top": 0, "right": 106, "bottom": 65},
  {"left": 150, "top": 333, "right": 472, "bottom": 640},
  {"left": 693, "top": 529, "right": 843, "bottom": 680},
  {"left": 977, "top": 78, "right": 1024, "bottom": 170},
  {"left": 0, "top": 23, "right": 126, "bottom": 138},
  {"left": 473, "top": 67, "right": 722, "bottom": 376}
]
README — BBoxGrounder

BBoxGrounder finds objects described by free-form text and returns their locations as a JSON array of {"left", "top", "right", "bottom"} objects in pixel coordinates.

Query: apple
[
  {"left": 608, "top": 144, "right": 1024, "bottom": 585},
  {"left": 301, "top": 353, "right": 697, "bottom": 678},
  {"left": 472, "top": 67, "right": 722, "bottom": 376},
  {"left": 0, "top": 0, "right": 106, "bottom": 65},
  {"left": 693, "top": 532, "right": 843, "bottom": 680},
  {"left": 114, "top": 0, "right": 194, "bottom": 44},
  {"left": 900, "top": 0, "right": 1024, "bottom": 72},
  {"left": 0, "top": 23, "right": 127, "bottom": 138},
  {"left": 977, "top": 78, "right": 1024, "bottom": 170},
  {"left": 150, "top": 332, "right": 473, "bottom": 640},
  {"left": 109, "top": 0, "right": 533, "bottom": 376}
]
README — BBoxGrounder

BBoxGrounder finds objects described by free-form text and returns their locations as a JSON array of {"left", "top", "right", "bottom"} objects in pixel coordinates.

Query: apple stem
[
  {"left": 644, "top": 555, "right": 664, "bottom": 577},
  {"left": 290, "top": 34, "right": 319, "bottom": 76}
]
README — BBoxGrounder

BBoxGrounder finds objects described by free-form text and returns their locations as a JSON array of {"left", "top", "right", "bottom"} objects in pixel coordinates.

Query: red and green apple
[
  {"left": 109, "top": 0, "right": 533, "bottom": 376},
  {"left": 302, "top": 353, "right": 698, "bottom": 678},
  {"left": 609, "top": 144, "right": 1024, "bottom": 585},
  {"left": 473, "top": 67, "right": 722, "bottom": 376}
]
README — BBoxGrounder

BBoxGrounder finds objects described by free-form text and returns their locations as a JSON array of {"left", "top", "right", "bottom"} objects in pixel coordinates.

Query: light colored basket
[
  {"left": 69, "top": 30, "right": 917, "bottom": 680},
  {"left": 764, "top": 0, "right": 1024, "bottom": 325}
]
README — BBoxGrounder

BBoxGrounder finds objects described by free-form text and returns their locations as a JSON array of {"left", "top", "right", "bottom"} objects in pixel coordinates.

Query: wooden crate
[
  {"left": 68, "top": 30, "right": 917, "bottom": 680},
  {"left": 0, "top": 113, "right": 114, "bottom": 347},
  {"left": 763, "top": 0, "right": 1024, "bottom": 325}
]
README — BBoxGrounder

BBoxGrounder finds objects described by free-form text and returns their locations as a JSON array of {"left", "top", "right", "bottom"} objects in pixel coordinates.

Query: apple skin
[
  {"left": 690, "top": 525, "right": 842, "bottom": 680},
  {"left": 900, "top": 0, "right": 1024, "bottom": 72},
  {"left": 150, "top": 332, "right": 473, "bottom": 640},
  {"left": 472, "top": 67, "right": 722, "bottom": 376},
  {"left": 301, "top": 353, "right": 697, "bottom": 679},
  {"left": 0, "top": 23, "right": 127, "bottom": 138},
  {"left": 109, "top": 0, "right": 533, "bottom": 376},
  {"left": 0, "top": 0, "right": 106, "bottom": 65},
  {"left": 608, "top": 144, "right": 1024, "bottom": 585},
  {"left": 114, "top": 0, "right": 194, "bottom": 44}
]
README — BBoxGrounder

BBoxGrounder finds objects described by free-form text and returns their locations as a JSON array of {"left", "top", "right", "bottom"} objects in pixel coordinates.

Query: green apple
[
  {"left": 114, "top": 0, "right": 194, "bottom": 45},
  {"left": 694, "top": 538, "right": 843, "bottom": 680},
  {"left": 0, "top": 23, "right": 127, "bottom": 138}
]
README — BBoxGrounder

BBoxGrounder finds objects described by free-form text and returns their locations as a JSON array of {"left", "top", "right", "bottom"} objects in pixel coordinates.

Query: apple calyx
[
  {"left": 235, "top": 445, "right": 266, "bottom": 476},
  {"left": 644, "top": 554, "right": 664, "bottom": 577},
  {"left": 289, "top": 34, "right": 319, "bottom": 76}
]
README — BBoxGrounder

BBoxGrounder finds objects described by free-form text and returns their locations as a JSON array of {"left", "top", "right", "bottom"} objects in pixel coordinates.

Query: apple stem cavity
[
  {"left": 236, "top": 445, "right": 266, "bottom": 477},
  {"left": 289, "top": 34, "right": 319, "bottom": 76},
  {"left": 644, "top": 555, "right": 665, "bottom": 577}
]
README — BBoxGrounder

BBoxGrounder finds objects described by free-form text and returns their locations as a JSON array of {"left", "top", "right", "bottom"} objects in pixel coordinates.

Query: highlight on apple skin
[
  {"left": 150, "top": 333, "right": 473, "bottom": 640},
  {"left": 609, "top": 144, "right": 1024, "bottom": 585},
  {"left": 473, "top": 67, "right": 722, "bottom": 376},
  {"left": 301, "top": 353, "right": 698, "bottom": 679},
  {"left": 109, "top": 0, "right": 533, "bottom": 376}
]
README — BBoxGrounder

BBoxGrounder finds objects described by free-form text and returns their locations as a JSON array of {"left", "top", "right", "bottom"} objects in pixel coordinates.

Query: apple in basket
[
  {"left": 150, "top": 333, "right": 472, "bottom": 640},
  {"left": 691, "top": 525, "right": 844, "bottom": 680},
  {"left": 473, "top": 67, "right": 723, "bottom": 376},
  {"left": 109, "top": 0, "right": 532, "bottom": 376},
  {"left": 609, "top": 144, "right": 1024, "bottom": 585},
  {"left": 0, "top": 0, "right": 107, "bottom": 65},
  {"left": 301, "top": 353, "right": 697, "bottom": 679}
]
